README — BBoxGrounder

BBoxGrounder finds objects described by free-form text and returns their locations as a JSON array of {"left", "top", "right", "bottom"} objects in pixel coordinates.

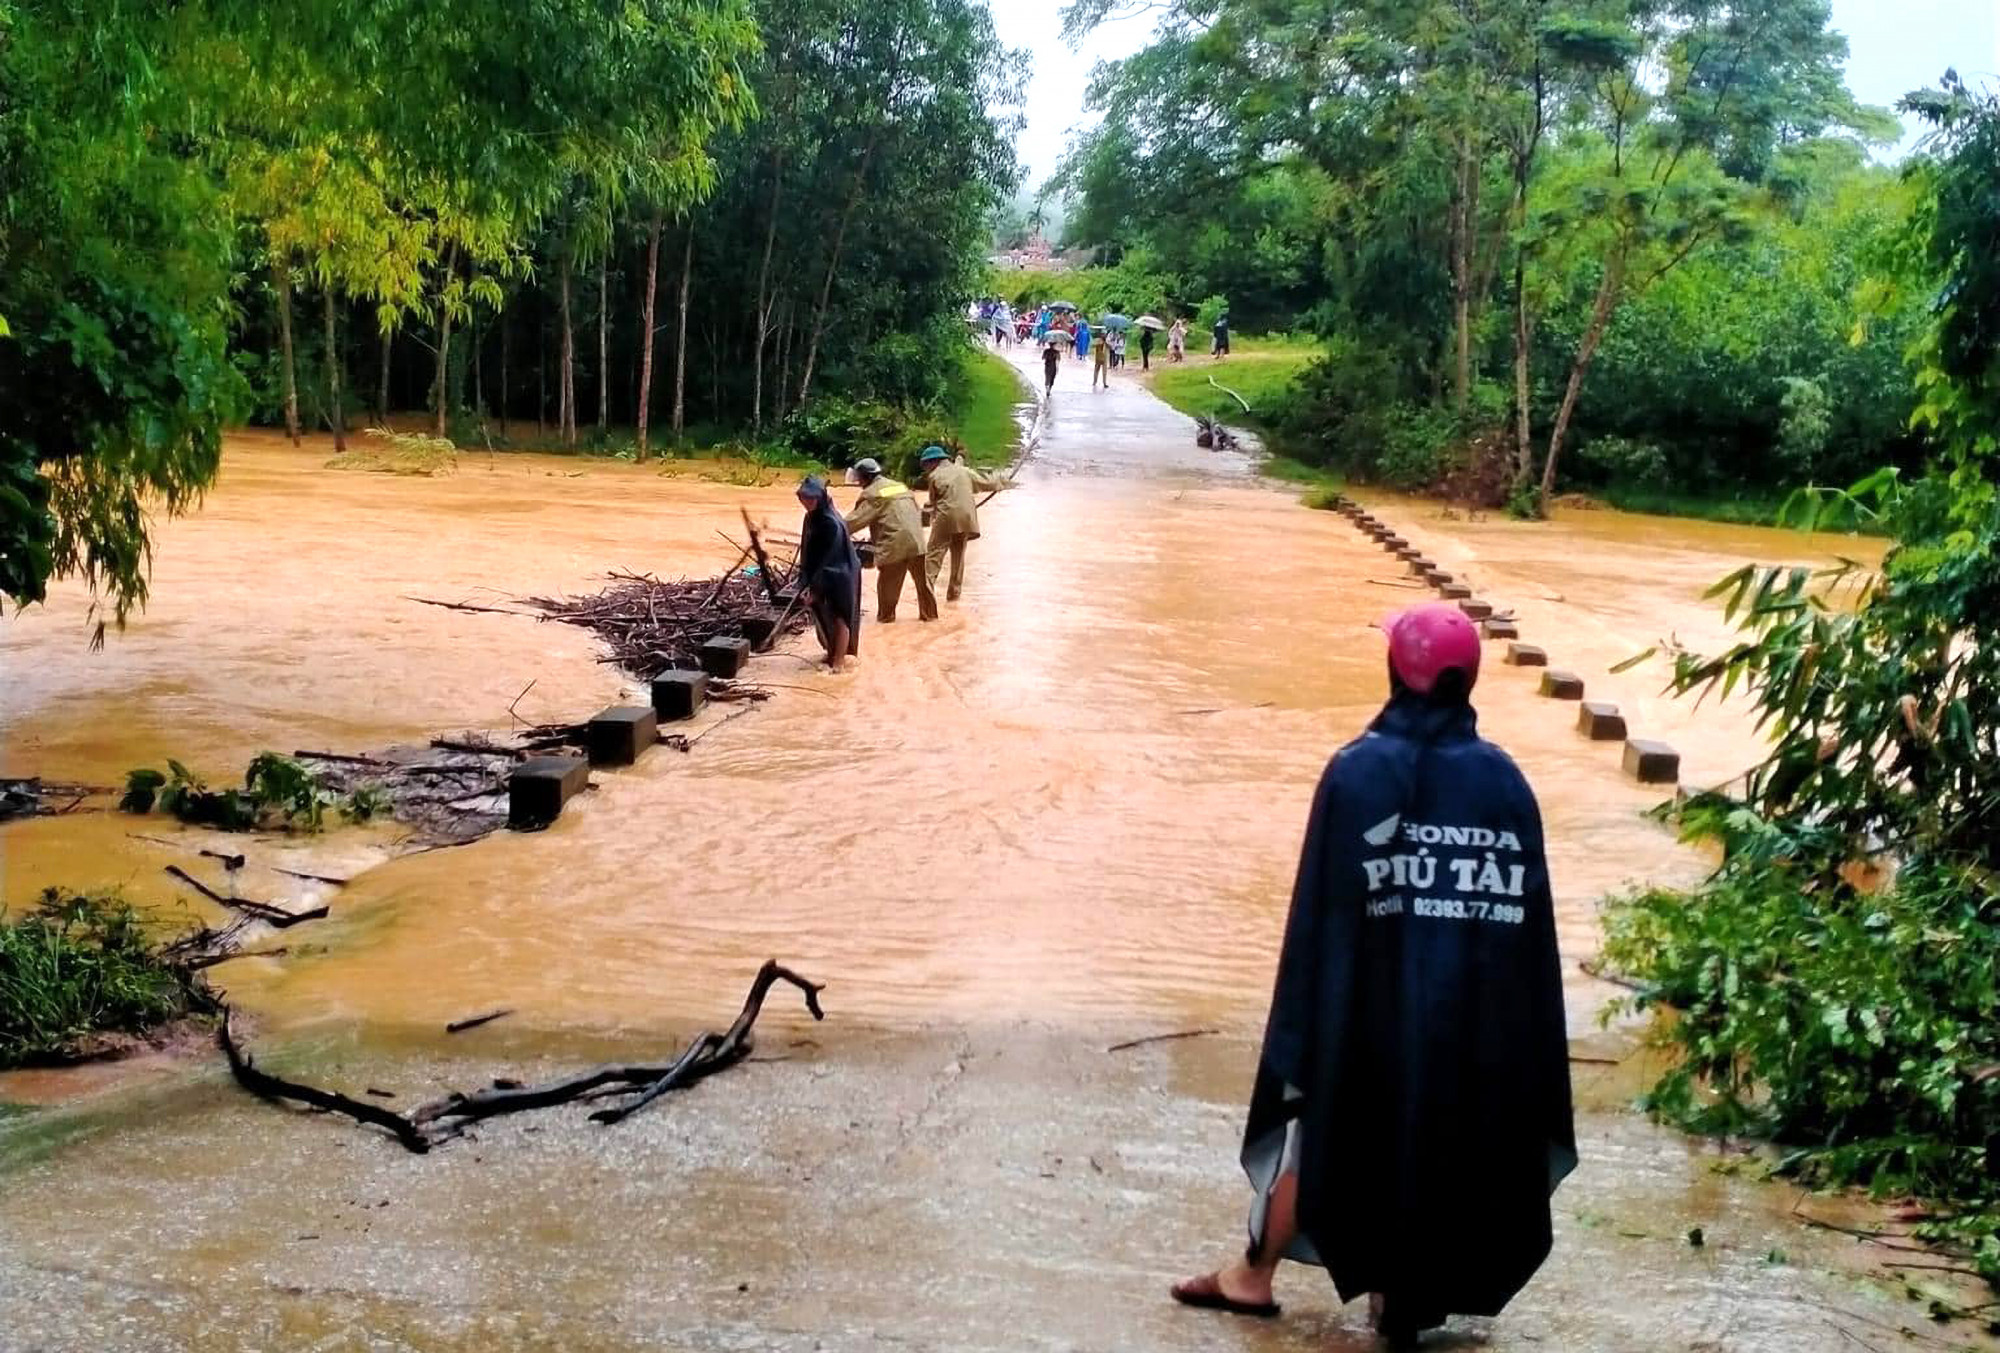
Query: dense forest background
[
  {"left": 1036, "top": 0, "right": 1934, "bottom": 514},
  {"left": 0, "top": 0, "right": 1022, "bottom": 623}
]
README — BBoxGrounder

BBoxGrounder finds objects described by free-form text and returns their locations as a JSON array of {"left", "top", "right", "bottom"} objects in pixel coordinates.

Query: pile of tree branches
[
  {"left": 218, "top": 960, "right": 826, "bottom": 1153},
  {"left": 529, "top": 563, "right": 809, "bottom": 681}
]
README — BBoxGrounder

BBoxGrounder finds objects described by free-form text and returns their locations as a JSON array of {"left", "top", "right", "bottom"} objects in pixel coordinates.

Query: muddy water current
[{"left": 8, "top": 357, "right": 1977, "bottom": 1353}]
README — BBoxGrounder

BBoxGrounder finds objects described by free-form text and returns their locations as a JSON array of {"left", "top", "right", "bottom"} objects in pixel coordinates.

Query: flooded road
[{"left": 1, "top": 361, "right": 1973, "bottom": 1352}]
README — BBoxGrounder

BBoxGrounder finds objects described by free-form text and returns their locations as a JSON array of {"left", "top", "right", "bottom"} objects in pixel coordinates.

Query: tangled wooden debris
[
  {"left": 0, "top": 777, "right": 109, "bottom": 822},
  {"left": 217, "top": 960, "right": 826, "bottom": 1153},
  {"left": 1193, "top": 413, "right": 1241, "bottom": 452},
  {"left": 527, "top": 563, "right": 810, "bottom": 681}
]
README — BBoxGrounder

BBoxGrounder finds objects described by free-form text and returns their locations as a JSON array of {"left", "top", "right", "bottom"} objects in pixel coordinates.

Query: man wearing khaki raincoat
[
  {"left": 845, "top": 458, "right": 938, "bottom": 623},
  {"left": 920, "top": 445, "right": 1012, "bottom": 603}
]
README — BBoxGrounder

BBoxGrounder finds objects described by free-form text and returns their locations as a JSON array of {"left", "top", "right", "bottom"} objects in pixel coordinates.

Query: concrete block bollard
[
  {"left": 509, "top": 755, "right": 590, "bottom": 829},
  {"left": 1505, "top": 642, "right": 1547, "bottom": 667},
  {"left": 1407, "top": 558, "right": 1434, "bottom": 577},
  {"left": 1384, "top": 535, "right": 1408, "bottom": 550},
  {"left": 1483, "top": 618, "right": 1520, "bottom": 640},
  {"left": 651, "top": 671, "right": 709, "bottom": 722},
  {"left": 587, "top": 705, "right": 660, "bottom": 766},
  {"left": 1576, "top": 701, "right": 1627, "bottom": 741},
  {"left": 1624, "top": 739, "right": 1681, "bottom": 784},
  {"left": 739, "top": 612, "right": 781, "bottom": 651},
  {"left": 1439, "top": 583, "right": 1472, "bottom": 600},
  {"left": 699, "top": 636, "right": 752, "bottom": 679},
  {"left": 1540, "top": 669, "right": 1585, "bottom": 700},
  {"left": 1458, "top": 598, "right": 1494, "bottom": 621}
]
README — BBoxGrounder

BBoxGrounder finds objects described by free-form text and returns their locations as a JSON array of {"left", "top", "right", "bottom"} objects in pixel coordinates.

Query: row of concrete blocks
[
  {"left": 509, "top": 617, "right": 784, "bottom": 829},
  {"left": 1329, "top": 495, "right": 1679, "bottom": 787}
]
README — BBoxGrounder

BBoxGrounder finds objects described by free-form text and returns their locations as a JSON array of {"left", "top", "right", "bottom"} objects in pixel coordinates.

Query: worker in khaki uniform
[
  {"left": 845, "top": 457, "right": 938, "bottom": 623},
  {"left": 921, "top": 443, "right": 1013, "bottom": 603}
]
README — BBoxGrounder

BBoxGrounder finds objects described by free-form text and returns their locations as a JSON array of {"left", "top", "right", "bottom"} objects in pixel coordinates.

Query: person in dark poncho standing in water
[
  {"left": 795, "top": 474, "right": 861, "bottom": 671},
  {"left": 1172, "top": 602, "right": 1575, "bottom": 1349}
]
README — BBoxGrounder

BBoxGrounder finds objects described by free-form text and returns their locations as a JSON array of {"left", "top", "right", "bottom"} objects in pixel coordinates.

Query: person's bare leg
[
  {"left": 827, "top": 619, "right": 850, "bottom": 671},
  {"left": 1173, "top": 1169, "right": 1297, "bottom": 1307}
]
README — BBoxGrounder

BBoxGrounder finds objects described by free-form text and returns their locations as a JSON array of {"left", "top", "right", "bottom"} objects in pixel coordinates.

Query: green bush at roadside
[{"left": 1, "top": 890, "right": 211, "bottom": 1069}]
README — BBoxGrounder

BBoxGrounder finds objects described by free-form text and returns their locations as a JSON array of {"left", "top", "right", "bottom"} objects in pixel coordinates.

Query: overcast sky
[{"left": 988, "top": 0, "right": 2000, "bottom": 191}]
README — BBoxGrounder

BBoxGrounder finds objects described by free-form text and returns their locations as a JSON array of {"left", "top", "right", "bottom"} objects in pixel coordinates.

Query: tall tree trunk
[
  {"left": 1538, "top": 252, "right": 1626, "bottom": 514},
  {"left": 273, "top": 260, "right": 300, "bottom": 445},
  {"left": 499, "top": 299, "right": 510, "bottom": 438},
  {"left": 559, "top": 261, "right": 576, "bottom": 446},
  {"left": 1449, "top": 134, "right": 1473, "bottom": 415},
  {"left": 673, "top": 227, "right": 692, "bottom": 441},
  {"left": 471, "top": 318, "right": 483, "bottom": 422},
  {"left": 636, "top": 213, "right": 663, "bottom": 461},
  {"left": 751, "top": 163, "right": 785, "bottom": 433},
  {"left": 1512, "top": 261, "right": 1534, "bottom": 492},
  {"left": 324, "top": 289, "right": 345, "bottom": 453},
  {"left": 377, "top": 314, "right": 392, "bottom": 427},
  {"left": 431, "top": 246, "right": 458, "bottom": 438},
  {"left": 597, "top": 255, "right": 610, "bottom": 436},
  {"left": 537, "top": 303, "right": 548, "bottom": 436}
]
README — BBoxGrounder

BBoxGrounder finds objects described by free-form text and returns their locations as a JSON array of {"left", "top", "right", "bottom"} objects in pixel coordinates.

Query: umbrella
[
  {"left": 1046, "top": 300, "right": 1078, "bottom": 312},
  {"left": 1136, "top": 315, "right": 1167, "bottom": 331},
  {"left": 1100, "top": 313, "right": 1133, "bottom": 330}
]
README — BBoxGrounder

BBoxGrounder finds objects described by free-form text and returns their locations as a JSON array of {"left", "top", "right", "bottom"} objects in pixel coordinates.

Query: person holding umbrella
[
  {"left": 1137, "top": 315, "right": 1164, "bottom": 369},
  {"left": 796, "top": 474, "right": 862, "bottom": 671},
  {"left": 1042, "top": 336, "right": 1062, "bottom": 396}
]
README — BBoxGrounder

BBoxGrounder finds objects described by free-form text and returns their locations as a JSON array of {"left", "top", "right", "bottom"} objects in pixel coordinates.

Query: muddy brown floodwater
[{"left": 1, "top": 356, "right": 1986, "bottom": 1353}]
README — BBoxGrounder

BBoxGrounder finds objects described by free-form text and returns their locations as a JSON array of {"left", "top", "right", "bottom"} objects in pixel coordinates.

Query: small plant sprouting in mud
[{"left": 120, "top": 753, "right": 382, "bottom": 833}]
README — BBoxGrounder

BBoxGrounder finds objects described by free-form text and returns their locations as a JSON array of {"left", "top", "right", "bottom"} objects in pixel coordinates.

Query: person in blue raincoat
[
  {"left": 1074, "top": 315, "right": 1091, "bottom": 363},
  {"left": 1172, "top": 603, "right": 1575, "bottom": 1349}
]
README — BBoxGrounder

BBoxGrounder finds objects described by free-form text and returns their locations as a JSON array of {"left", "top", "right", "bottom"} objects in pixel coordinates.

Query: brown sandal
[{"left": 1169, "top": 1273, "right": 1281, "bottom": 1319}]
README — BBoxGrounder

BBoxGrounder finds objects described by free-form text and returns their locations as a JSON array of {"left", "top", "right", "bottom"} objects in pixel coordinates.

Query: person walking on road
[
  {"left": 844, "top": 457, "right": 937, "bottom": 623},
  {"left": 1139, "top": 324, "right": 1155, "bottom": 369},
  {"left": 1168, "top": 317, "right": 1187, "bottom": 362},
  {"left": 1042, "top": 338, "right": 1062, "bottom": 396},
  {"left": 796, "top": 474, "right": 861, "bottom": 670},
  {"left": 1074, "top": 315, "right": 1092, "bottom": 365},
  {"left": 1171, "top": 602, "right": 1574, "bottom": 1349},
  {"left": 921, "top": 444, "right": 1011, "bottom": 603},
  {"left": 1092, "top": 330, "right": 1111, "bottom": 390}
]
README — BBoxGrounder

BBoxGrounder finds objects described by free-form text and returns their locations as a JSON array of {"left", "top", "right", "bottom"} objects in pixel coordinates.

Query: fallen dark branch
[
  {"left": 219, "top": 1010, "right": 431, "bottom": 1153},
  {"left": 1578, "top": 959, "right": 1646, "bottom": 993},
  {"left": 294, "top": 749, "right": 396, "bottom": 767},
  {"left": 221, "top": 962, "right": 826, "bottom": 1150},
  {"left": 186, "top": 945, "right": 288, "bottom": 970},
  {"left": 1107, "top": 1028, "right": 1220, "bottom": 1053},
  {"left": 165, "top": 866, "right": 330, "bottom": 929},
  {"left": 270, "top": 866, "right": 352, "bottom": 886},
  {"left": 445, "top": 1009, "right": 514, "bottom": 1035},
  {"left": 589, "top": 961, "right": 826, "bottom": 1125},
  {"left": 402, "top": 595, "right": 536, "bottom": 618}
]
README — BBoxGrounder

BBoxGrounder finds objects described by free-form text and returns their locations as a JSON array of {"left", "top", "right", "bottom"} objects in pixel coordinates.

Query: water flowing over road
[{"left": 1, "top": 356, "right": 1979, "bottom": 1352}]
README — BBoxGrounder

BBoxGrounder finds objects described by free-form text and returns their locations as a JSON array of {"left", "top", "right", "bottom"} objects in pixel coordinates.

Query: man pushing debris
[
  {"left": 1172, "top": 602, "right": 1574, "bottom": 1349},
  {"left": 844, "top": 457, "right": 937, "bottom": 623},
  {"left": 920, "top": 444, "right": 1012, "bottom": 604}
]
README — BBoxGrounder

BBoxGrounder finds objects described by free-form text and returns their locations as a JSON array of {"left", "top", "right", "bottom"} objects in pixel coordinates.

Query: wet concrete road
[{"left": 1, "top": 352, "right": 1989, "bottom": 1351}]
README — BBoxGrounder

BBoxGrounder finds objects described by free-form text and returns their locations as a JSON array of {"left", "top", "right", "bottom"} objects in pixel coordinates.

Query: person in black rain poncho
[
  {"left": 795, "top": 474, "right": 861, "bottom": 671},
  {"left": 1172, "top": 602, "right": 1575, "bottom": 1349}
]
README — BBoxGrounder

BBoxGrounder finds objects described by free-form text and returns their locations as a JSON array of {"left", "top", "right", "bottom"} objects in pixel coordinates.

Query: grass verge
[
  {"left": 1, "top": 890, "right": 211, "bottom": 1068},
  {"left": 1141, "top": 335, "right": 1320, "bottom": 427},
  {"left": 947, "top": 345, "right": 1030, "bottom": 464}
]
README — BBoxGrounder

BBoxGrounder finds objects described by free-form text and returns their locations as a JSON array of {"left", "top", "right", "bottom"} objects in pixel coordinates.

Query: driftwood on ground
[{"left": 217, "top": 960, "right": 826, "bottom": 1153}]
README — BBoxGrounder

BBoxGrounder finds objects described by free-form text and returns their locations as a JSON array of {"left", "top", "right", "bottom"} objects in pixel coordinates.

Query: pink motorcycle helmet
[{"left": 1384, "top": 603, "right": 1482, "bottom": 696}]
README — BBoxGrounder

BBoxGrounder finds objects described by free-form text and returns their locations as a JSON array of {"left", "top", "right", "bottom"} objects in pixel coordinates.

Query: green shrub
[
  {"left": 1375, "top": 403, "right": 1461, "bottom": 490},
  {"left": 1578, "top": 434, "right": 1671, "bottom": 487},
  {"left": 121, "top": 753, "right": 379, "bottom": 832},
  {"left": 0, "top": 889, "right": 210, "bottom": 1068}
]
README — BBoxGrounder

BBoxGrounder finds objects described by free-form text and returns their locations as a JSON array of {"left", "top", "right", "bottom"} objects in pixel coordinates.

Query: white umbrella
[{"left": 1136, "top": 315, "right": 1167, "bottom": 331}]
